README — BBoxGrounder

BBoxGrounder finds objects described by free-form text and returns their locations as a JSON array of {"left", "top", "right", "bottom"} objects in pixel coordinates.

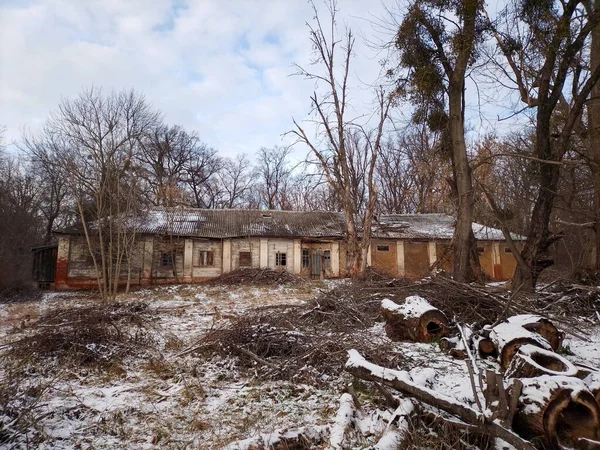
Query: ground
[{"left": 1, "top": 281, "right": 599, "bottom": 449}]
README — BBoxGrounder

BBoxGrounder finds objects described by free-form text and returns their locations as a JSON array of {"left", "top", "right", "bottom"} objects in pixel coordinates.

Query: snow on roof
[
  {"left": 55, "top": 208, "right": 523, "bottom": 241},
  {"left": 372, "top": 213, "right": 524, "bottom": 241}
]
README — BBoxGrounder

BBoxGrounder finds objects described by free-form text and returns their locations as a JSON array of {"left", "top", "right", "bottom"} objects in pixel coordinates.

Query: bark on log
[
  {"left": 506, "top": 315, "right": 564, "bottom": 351},
  {"left": 511, "top": 376, "right": 600, "bottom": 449},
  {"left": 381, "top": 296, "right": 449, "bottom": 343},
  {"left": 345, "top": 349, "right": 536, "bottom": 450},
  {"left": 505, "top": 344, "right": 578, "bottom": 379},
  {"left": 490, "top": 321, "right": 552, "bottom": 370}
]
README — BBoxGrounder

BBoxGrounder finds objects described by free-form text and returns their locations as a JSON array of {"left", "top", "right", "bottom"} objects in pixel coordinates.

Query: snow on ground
[{"left": 1, "top": 282, "right": 599, "bottom": 449}]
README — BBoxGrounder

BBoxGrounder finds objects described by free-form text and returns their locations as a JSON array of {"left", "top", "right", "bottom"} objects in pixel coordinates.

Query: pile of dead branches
[
  {"left": 183, "top": 304, "right": 398, "bottom": 384},
  {"left": 207, "top": 268, "right": 305, "bottom": 286},
  {"left": 6, "top": 301, "right": 158, "bottom": 370}
]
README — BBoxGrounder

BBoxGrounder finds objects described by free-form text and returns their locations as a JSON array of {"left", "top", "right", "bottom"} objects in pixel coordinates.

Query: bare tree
[
  {"left": 138, "top": 125, "right": 195, "bottom": 207},
  {"left": 184, "top": 144, "right": 223, "bottom": 209},
  {"left": 21, "top": 131, "right": 71, "bottom": 243},
  {"left": 376, "top": 125, "right": 452, "bottom": 214},
  {"left": 0, "top": 150, "right": 42, "bottom": 287},
  {"left": 291, "top": 0, "right": 392, "bottom": 276},
  {"left": 216, "top": 154, "right": 256, "bottom": 209},
  {"left": 255, "top": 146, "right": 295, "bottom": 210},
  {"left": 486, "top": 0, "right": 600, "bottom": 289},
  {"left": 48, "top": 87, "right": 160, "bottom": 301}
]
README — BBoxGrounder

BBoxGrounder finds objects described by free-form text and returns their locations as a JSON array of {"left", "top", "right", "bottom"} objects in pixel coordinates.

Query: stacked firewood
[{"left": 372, "top": 296, "right": 600, "bottom": 450}]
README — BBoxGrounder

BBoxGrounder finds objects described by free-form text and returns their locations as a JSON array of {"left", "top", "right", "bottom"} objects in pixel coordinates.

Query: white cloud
[{"left": 0, "top": 0, "right": 407, "bottom": 158}]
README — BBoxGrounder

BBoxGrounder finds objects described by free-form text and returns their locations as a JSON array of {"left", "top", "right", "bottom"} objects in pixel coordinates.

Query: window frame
[
  {"left": 275, "top": 251, "right": 287, "bottom": 267},
  {"left": 302, "top": 249, "right": 310, "bottom": 269},
  {"left": 161, "top": 252, "right": 174, "bottom": 268},
  {"left": 323, "top": 250, "right": 331, "bottom": 269},
  {"left": 376, "top": 245, "right": 390, "bottom": 252}
]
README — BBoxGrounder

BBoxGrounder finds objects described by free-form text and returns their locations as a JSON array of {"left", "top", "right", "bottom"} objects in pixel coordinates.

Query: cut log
[
  {"left": 511, "top": 376, "right": 600, "bottom": 449},
  {"left": 506, "top": 315, "right": 564, "bottom": 351},
  {"left": 381, "top": 296, "right": 449, "bottom": 343},
  {"left": 505, "top": 344, "right": 578, "bottom": 379},
  {"left": 490, "top": 321, "right": 552, "bottom": 370},
  {"left": 474, "top": 335, "right": 498, "bottom": 358}
]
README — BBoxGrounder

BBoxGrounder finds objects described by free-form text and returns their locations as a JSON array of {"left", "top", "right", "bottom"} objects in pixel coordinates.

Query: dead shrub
[{"left": 6, "top": 301, "right": 158, "bottom": 371}]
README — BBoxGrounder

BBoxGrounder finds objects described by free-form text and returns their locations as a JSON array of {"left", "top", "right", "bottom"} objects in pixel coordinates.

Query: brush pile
[
  {"left": 206, "top": 268, "right": 305, "bottom": 286},
  {"left": 6, "top": 301, "right": 158, "bottom": 370}
]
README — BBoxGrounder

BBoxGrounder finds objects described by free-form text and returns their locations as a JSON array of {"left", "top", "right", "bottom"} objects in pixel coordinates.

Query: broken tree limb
[
  {"left": 506, "top": 315, "right": 564, "bottom": 351},
  {"left": 380, "top": 296, "right": 449, "bottom": 343},
  {"left": 367, "top": 399, "right": 414, "bottom": 450},
  {"left": 344, "top": 349, "right": 536, "bottom": 450},
  {"left": 222, "top": 425, "right": 330, "bottom": 450},
  {"left": 511, "top": 376, "right": 600, "bottom": 449},
  {"left": 327, "top": 393, "right": 357, "bottom": 450},
  {"left": 490, "top": 321, "right": 552, "bottom": 370},
  {"left": 505, "top": 344, "right": 578, "bottom": 379}
]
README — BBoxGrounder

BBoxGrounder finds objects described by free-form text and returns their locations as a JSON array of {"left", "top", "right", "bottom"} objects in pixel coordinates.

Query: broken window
[{"left": 377, "top": 245, "right": 390, "bottom": 252}]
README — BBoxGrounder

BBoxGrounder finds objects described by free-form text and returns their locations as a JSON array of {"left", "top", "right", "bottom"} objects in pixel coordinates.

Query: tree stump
[
  {"left": 511, "top": 376, "right": 600, "bottom": 449},
  {"left": 506, "top": 315, "right": 564, "bottom": 351},
  {"left": 490, "top": 321, "right": 552, "bottom": 370},
  {"left": 505, "top": 344, "right": 578, "bottom": 379},
  {"left": 381, "top": 296, "right": 449, "bottom": 343}
]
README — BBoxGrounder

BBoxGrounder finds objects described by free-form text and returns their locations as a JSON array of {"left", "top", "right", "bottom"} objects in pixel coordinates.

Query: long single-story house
[{"left": 42, "top": 208, "right": 522, "bottom": 289}]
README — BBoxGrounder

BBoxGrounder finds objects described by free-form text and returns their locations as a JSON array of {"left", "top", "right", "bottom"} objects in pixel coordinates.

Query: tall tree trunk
[
  {"left": 512, "top": 105, "right": 561, "bottom": 290},
  {"left": 449, "top": 84, "right": 476, "bottom": 281},
  {"left": 590, "top": 1, "right": 600, "bottom": 269}
]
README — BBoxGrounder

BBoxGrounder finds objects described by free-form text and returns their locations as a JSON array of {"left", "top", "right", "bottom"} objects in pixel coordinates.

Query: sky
[
  {"left": 0, "top": 0, "right": 402, "bottom": 158},
  {"left": 0, "top": 0, "right": 519, "bottom": 160}
]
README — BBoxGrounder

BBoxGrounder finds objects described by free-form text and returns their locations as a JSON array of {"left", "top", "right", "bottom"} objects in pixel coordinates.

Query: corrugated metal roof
[{"left": 55, "top": 208, "right": 523, "bottom": 241}]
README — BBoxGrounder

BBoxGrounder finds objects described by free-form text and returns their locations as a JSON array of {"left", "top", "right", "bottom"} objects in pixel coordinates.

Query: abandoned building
[{"left": 35, "top": 208, "right": 523, "bottom": 289}]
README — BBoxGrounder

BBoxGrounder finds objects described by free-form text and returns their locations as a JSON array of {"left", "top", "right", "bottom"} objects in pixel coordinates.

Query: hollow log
[
  {"left": 490, "top": 321, "right": 552, "bottom": 370},
  {"left": 506, "top": 315, "right": 564, "bottom": 351},
  {"left": 381, "top": 296, "right": 449, "bottom": 343},
  {"left": 505, "top": 344, "right": 578, "bottom": 379},
  {"left": 511, "top": 376, "right": 600, "bottom": 449}
]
